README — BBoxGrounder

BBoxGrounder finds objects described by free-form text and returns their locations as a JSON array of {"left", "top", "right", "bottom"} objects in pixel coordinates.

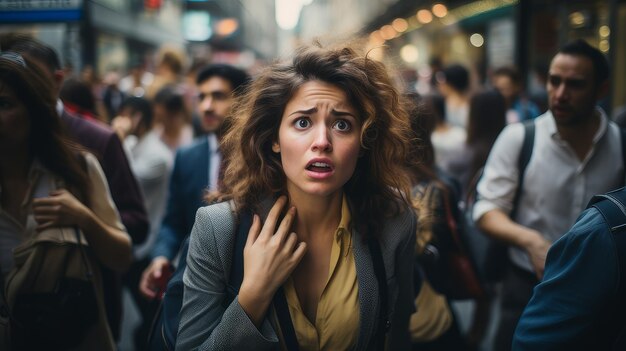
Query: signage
[
  {"left": 0, "top": 0, "right": 83, "bottom": 22},
  {"left": 0, "top": 0, "right": 83, "bottom": 9}
]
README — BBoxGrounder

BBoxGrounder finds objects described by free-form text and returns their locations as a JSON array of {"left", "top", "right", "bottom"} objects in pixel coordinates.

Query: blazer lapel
[{"left": 353, "top": 228, "right": 378, "bottom": 350}]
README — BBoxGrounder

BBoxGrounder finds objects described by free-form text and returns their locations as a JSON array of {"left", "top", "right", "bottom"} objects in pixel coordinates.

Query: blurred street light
[
  {"left": 432, "top": 4, "right": 448, "bottom": 18},
  {"left": 470, "top": 33, "right": 484, "bottom": 47},
  {"left": 392, "top": 18, "right": 409, "bottom": 33},
  {"left": 417, "top": 9, "right": 433, "bottom": 24},
  {"left": 400, "top": 44, "right": 419, "bottom": 63}
]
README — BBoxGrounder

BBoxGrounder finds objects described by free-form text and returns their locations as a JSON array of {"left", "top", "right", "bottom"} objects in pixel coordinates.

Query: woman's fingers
[
  {"left": 290, "top": 242, "right": 307, "bottom": 265},
  {"left": 282, "top": 232, "right": 299, "bottom": 255},
  {"left": 32, "top": 205, "right": 60, "bottom": 215}
]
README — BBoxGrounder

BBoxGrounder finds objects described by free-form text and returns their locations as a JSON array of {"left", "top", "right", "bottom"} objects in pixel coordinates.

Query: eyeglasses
[{"left": 0, "top": 51, "right": 27, "bottom": 68}]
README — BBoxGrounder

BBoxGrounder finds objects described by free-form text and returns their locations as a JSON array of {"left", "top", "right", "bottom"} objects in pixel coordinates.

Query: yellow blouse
[{"left": 283, "top": 196, "right": 359, "bottom": 351}]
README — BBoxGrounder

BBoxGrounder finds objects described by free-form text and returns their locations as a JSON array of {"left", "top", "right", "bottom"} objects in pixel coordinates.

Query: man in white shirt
[{"left": 473, "top": 39, "right": 624, "bottom": 351}]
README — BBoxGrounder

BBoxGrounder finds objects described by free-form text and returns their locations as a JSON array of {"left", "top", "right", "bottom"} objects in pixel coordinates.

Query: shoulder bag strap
[
  {"left": 228, "top": 209, "right": 300, "bottom": 351},
  {"left": 619, "top": 128, "right": 626, "bottom": 180},
  {"left": 369, "top": 236, "right": 388, "bottom": 351},
  {"left": 510, "top": 120, "right": 535, "bottom": 220}
]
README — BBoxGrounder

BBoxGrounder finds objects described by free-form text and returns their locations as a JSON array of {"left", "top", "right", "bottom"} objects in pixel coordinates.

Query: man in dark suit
[
  {"left": 139, "top": 64, "right": 250, "bottom": 298},
  {"left": 3, "top": 34, "right": 149, "bottom": 341}
]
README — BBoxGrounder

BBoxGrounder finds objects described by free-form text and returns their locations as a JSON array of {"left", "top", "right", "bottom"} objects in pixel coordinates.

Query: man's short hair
[
  {"left": 196, "top": 64, "right": 251, "bottom": 96},
  {"left": 559, "top": 39, "right": 609, "bottom": 85},
  {"left": 493, "top": 66, "right": 522, "bottom": 85}
]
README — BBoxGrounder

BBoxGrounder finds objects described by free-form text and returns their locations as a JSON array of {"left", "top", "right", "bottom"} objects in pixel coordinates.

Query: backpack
[
  {"left": 585, "top": 187, "right": 626, "bottom": 349},
  {"left": 148, "top": 204, "right": 390, "bottom": 350}
]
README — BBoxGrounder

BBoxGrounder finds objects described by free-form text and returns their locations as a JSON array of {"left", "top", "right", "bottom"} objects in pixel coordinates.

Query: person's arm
[
  {"left": 512, "top": 208, "right": 619, "bottom": 350},
  {"left": 473, "top": 123, "right": 551, "bottom": 278},
  {"left": 176, "top": 197, "right": 306, "bottom": 350},
  {"left": 101, "top": 131, "right": 149, "bottom": 245},
  {"left": 32, "top": 153, "right": 132, "bottom": 272},
  {"left": 478, "top": 210, "right": 551, "bottom": 279}
]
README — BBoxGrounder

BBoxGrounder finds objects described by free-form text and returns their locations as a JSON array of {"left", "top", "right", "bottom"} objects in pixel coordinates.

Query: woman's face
[
  {"left": 273, "top": 80, "right": 362, "bottom": 200},
  {"left": 0, "top": 82, "right": 30, "bottom": 150}
]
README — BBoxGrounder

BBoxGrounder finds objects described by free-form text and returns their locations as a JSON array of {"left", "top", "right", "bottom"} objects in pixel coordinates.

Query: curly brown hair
[{"left": 216, "top": 43, "right": 415, "bottom": 237}]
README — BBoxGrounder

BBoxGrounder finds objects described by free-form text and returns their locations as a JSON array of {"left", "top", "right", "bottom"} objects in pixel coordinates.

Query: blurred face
[
  {"left": 118, "top": 106, "right": 143, "bottom": 134},
  {"left": 492, "top": 75, "right": 519, "bottom": 103},
  {"left": 273, "top": 80, "right": 362, "bottom": 199},
  {"left": 0, "top": 82, "right": 30, "bottom": 150},
  {"left": 197, "top": 76, "right": 234, "bottom": 133},
  {"left": 547, "top": 53, "right": 601, "bottom": 126}
]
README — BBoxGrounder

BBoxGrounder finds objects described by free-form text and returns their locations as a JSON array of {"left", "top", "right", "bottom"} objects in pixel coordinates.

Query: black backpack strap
[
  {"left": 369, "top": 236, "right": 389, "bottom": 350},
  {"left": 273, "top": 288, "right": 300, "bottom": 351},
  {"left": 225, "top": 208, "right": 254, "bottom": 300},
  {"left": 619, "top": 128, "right": 626, "bottom": 178},
  {"left": 511, "top": 120, "right": 536, "bottom": 220},
  {"left": 227, "top": 208, "right": 300, "bottom": 351}
]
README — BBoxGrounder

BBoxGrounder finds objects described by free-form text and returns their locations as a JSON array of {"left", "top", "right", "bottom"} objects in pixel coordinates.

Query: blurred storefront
[
  {"left": 0, "top": 0, "right": 184, "bottom": 78},
  {"left": 363, "top": 0, "right": 626, "bottom": 114}
]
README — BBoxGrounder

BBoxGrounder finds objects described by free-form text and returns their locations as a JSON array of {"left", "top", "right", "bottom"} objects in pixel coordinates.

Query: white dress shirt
[{"left": 473, "top": 108, "right": 625, "bottom": 273}]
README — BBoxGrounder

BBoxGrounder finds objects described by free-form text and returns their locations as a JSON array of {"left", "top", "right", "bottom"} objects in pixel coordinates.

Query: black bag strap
[
  {"left": 273, "top": 287, "right": 300, "bottom": 351},
  {"left": 227, "top": 208, "right": 300, "bottom": 351},
  {"left": 510, "top": 120, "right": 535, "bottom": 220},
  {"left": 369, "top": 236, "right": 388, "bottom": 350},
  {"left": 227, "top": 208, "right": 254, "bottom": 297},
  {"left": 621, "top": 128, "right": 626, "bottom": 178}
]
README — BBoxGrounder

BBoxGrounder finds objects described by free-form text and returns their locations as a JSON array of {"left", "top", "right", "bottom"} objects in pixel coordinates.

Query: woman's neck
[{"left": 288, "top": 190, "right": 344, "bottom": 244}]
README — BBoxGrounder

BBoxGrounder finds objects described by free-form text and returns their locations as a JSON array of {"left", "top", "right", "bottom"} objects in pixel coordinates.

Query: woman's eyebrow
[{"left": 288, "top": 107, "right": 316, "bottom": 116}]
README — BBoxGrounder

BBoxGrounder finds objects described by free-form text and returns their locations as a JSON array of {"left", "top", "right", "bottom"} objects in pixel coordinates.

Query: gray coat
[{"left": 176, "top": 199, "right": 417, "bottom": 351}]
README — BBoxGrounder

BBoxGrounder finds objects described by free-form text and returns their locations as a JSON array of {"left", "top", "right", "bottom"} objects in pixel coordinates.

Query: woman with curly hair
[{"left": 176, "top": 43, "right": 417, "bottom": 350}]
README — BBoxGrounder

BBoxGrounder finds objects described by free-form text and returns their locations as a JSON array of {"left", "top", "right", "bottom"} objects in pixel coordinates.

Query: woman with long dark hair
[{"left": 0, "top": 52, "right": 131, "bottom": 350}]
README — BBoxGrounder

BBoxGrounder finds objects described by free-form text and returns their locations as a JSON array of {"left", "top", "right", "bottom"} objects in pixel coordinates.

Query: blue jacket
[
  {"left": 513, "top": 206, "right": 620, "bottom": 350},
  {"left": 151, "top": 137, "right": 211, "bottom": 261}
]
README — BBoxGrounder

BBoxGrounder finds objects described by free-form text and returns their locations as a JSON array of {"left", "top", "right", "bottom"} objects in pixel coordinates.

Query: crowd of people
[{"left": 0, "top": 30, "right": 625, "bottom": 351}]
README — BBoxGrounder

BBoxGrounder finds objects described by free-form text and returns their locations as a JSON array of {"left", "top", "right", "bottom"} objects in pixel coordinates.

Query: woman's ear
[{"left": 272, "top": 142, "right": 280, "bottom": 153}]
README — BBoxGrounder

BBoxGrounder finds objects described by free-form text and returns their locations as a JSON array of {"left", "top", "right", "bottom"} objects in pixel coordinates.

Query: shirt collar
[
  {"left": 336, "top": 194, "right": 351, "bottom": 241},
  {"left": 207, "top": 133, "right": 219, "bottom": 154},
  {"left": 548, "top": 106, "right": 608, "bottom": 143}
]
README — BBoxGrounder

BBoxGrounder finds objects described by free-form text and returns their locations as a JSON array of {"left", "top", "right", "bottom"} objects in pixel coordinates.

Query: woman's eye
[
  {"left": 295, "top": 118, "right": 310, "bottom": 129},
  {"left": 333, "top": 119, "right": 351, "bottom": 131}
]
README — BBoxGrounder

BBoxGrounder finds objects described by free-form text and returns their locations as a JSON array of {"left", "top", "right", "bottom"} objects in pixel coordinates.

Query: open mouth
[{"left": 306, "top": 161, "right": 333, "bottom": 173}]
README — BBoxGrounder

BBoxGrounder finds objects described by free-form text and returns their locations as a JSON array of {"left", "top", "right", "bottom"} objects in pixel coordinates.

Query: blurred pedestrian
[
  {"left": 0, "top": 51, "right": 131, "bottom": 350},
  {"left": 428, "top": 93, "right": 467, "bottom": 174},
  {"left": 60, "top": 77, "right": 101, "bottom": 122},
  {"left": 139, "top": 64, "right": 250, "bottom": 303},
  {"left": 492, "top": 66, "right": 541, "bottom": 124},
  {"left": 112, "top": 96, "right": 173, "bottom": 350},
  {"left": 2, "top": 33, "right": 149, "bottom": 341},
  {"left": 436, "top": 64, "right": 471, "bottom": 128},
  {"left": 152, "top": 85, "right": 194, "bottom": 152},
  {"left": 447, "top": 89, "right": 507, "bottom": 195},
  {"left": 473, "top": 39, "right": 624, "bottom": 351}
]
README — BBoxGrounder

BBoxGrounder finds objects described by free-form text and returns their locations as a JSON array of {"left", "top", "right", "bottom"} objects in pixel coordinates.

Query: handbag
[
  {"left": 441, "top": 191, "right": 485, "bottom": 300},
  {"left": 8, "top": 228, "right": 99, "bottom": 350},
  {"left": 414, "top": 181, "right": 485, "bottom": 300}
]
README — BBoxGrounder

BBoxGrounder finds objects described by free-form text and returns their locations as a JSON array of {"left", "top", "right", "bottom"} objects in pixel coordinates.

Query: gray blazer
[{"left": 176, "top": 199, "right": 417, "bottom": 351}]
